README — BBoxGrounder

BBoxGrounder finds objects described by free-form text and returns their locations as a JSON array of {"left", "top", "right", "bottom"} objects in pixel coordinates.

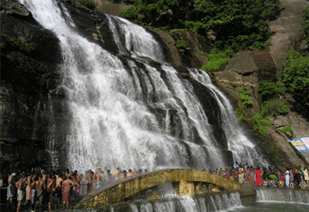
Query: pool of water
[{"left": 228, "top": 202, "right": 309, "bottom": 212}]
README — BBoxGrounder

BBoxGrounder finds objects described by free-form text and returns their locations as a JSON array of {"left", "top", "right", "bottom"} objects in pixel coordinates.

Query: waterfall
[
  {"left": 115, "top": 192, "right": 243, "bottom": 212},
  {"left": 188, "top": 69, "right": 266, "bottom": 166},
  {"left": 256, "top": 188, "right": 309, "bottom": 204},
  {"left": 19, "top": 0, "right": 267, "bottom": 172}
]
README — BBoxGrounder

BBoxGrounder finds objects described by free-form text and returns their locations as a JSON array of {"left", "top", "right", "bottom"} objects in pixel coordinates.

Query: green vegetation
[
  {"left": 0, "top": 34, "right": 36, "bottom": 53},
  {"left": 258, "top": 81, "right": 286, "bottom": 101},
  {"left": 259, "top": 98, "right": 289, "bottom": 117},
  {"left": 175, "top": 40, "right": 191, "bottom": 53},
  {"left": 281, "top": 50, "right": 309, "bottom": 106},
  {"left": 252, "top": 41, "right": 265, "bottom": 50},
  {"left": 238, "top": 86, "right": 253, "bottom": 108},
  {"left": 201, "top": 48, "right": 233, "bottom": 71},
  {"left": 265, "top": 39, "right": 272, "bottom": 46},
  {"left": 235, "top": 80, "right": 290, "bottom": 135},
  {"left": 230, "top": 83, "right": 237, "bottom": 88},
  {"left": 250, "top": 113, "right": 272, "bottom": 135},
  {"left": 235, "top": 107, "right": 244, "bottom": 122},
  {"left": 247, "top": 81, "right": 289, "bottom": 134},
  {"left": 234, "top": 85, "right": 253, "bottom": 123},
  {"left": 120, "top": 0, "right": 280, "bottom": 51},
  {"left": 199, "top": 51, "right": 206, "bottom": 56},
  {"left": 280, "top": 123, "right": 293, "bottom": 133},
  {"left": 119, "top": 0, "right": 280, "bottom": 70},
  {"left": 78, "top": 0, "right": 98, "bottom": 9}
]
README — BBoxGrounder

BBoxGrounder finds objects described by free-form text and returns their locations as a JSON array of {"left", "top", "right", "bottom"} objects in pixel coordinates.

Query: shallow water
[{"left": 228, "top": 202, "right": 309, "bottom": 212}]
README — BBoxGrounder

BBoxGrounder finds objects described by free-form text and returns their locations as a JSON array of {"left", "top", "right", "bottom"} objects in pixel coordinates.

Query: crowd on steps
[
  {"left": 211, "top": 162, "right": 309, "bottom": 189},
  {"left": 1, "top": 163, "right": 308, "bottom": 212}
]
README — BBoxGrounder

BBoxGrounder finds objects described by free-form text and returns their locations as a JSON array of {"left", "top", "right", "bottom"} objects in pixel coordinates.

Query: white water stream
[{"left": 19, "top": 0, "right": 267, "bottom": 173}]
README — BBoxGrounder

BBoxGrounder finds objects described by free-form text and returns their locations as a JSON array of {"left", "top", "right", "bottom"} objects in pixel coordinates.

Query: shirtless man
[
  {"left": 119, "top": 170, "right": 126, "bottom": 180},
  {"left": 55, "top": 173, "right": 63, "bottom": 202},
  {"left": 112, "top": 168, "right": 121, "bottom": 180},
  {"left": 7, "top": 172, "right": 17, "bottom": 204},
  {"left": 72, "top": 171, "right": 81, "bottom": 199},
  {"left": 47, "top": 174, "right": 57, "bottom": 211},
  {"left": 94, "top": 169, "right": 101, "bottom": 184},
  {"left": 35, "top": 174, "right": 46, "bottom": 208},
  {"left": 86, "top": 171, "right": 94, "bottom": 192},
  {"left": 15, "top": 175, "right": 24, "bottom": 212},
  {"left": 62, "top": 175, "right": 74, "bottom": 209},
  {"left": 127, "top": 169, "right": 134, "bottom": 178},
  {"left": 25, "top": 174, "right": 33, "bottom": 208}
]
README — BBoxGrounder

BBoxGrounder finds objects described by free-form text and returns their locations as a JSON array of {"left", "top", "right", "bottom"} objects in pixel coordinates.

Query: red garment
[
  {"left": 225, "top": 172, "right": 230, "bottom": 179},
  {"left": 255, "top": 170, "right": 262, "bottom": 186},
  {"left": 234, "top": 170, "right": 238, "bottom": 179},
  {"left": 62, "top": 187, "right": 70, "bottom": 202},
  {"left": 280, "top": 173, "right": 284, "bottom": 182}
]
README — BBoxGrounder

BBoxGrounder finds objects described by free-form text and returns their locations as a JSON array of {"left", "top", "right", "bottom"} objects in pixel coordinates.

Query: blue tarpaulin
[{"left": 287, "top": 137, "right": 309, "bottom": 152}]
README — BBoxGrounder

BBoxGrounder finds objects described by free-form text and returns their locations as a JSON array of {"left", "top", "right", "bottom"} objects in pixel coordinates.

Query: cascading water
[
  {"left": 105, "top": 192, "right": 243, "bottom": 212},
  {"left": 19, "top": 0, "right": 267, "bottom": 172},
  {"left": 256, "top": 188, "right": 309, "bottom": 204}
]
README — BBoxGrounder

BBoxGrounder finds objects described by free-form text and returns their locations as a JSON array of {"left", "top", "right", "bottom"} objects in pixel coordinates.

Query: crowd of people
[
  {"left": 2, "top": 164, "right": 309, "bottom": 211},
  {"left": 211, "top": 162, "right": 309, "bottom": 189},
  {"left": 2, "top": 167, "right": 149, "bottom": 211}
]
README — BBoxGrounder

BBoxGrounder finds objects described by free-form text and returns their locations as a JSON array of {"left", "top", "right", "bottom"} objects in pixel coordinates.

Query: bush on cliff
[
  {"left": 281, "top": 50, "right": 309, "bottom": 107},
  {"left": 258, "top": 80, "right": 286, "bottom": 101}
]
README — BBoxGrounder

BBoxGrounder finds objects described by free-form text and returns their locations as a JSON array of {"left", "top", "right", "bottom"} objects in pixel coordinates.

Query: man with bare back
[
  {"left": 72, "top": 170, "right": 81, "bottom": 199},
  {"left": 15, "top": 175, "right": 24, "bottom": 212},
  {"left": 7, "top": 172, "right": 16, "bottom": 205},
  {"left": 62, "top": 175, "right": 74, "bottom": 209},
  {"left": 25, "top": 174, "right": 33, "bottom": 208},
  {"left": 55, "top": 173, "right": 63, "bottom": 202},
  {"left": 86, "top": 171, "right": 94, "bottom": 192},
  {"left": 47, "top": 174, "right": 57, "bottom": 211},
  {"left": 35, "top": 174, "right": 46, "bottom": 208}
]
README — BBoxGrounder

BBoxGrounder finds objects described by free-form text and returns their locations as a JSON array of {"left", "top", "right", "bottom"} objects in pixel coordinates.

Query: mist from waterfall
[{"left": 19, "top": 0, "right": 267, "bottom": 172}]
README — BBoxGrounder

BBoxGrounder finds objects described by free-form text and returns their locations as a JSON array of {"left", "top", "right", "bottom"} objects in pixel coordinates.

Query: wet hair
[{"left": 10, "top": 176, "right": 16, "bottom": 184}]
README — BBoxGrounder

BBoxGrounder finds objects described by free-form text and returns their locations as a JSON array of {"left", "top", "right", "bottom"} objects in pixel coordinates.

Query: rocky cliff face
[
  {"left": 1, "top": 0, "right": 308, "bottom": 174},
  {"left": 0, "top": 0, "right": 67, "bottom": 173},
  {"left": 92, "top": 0, "right": 309, "bottom": 167}
]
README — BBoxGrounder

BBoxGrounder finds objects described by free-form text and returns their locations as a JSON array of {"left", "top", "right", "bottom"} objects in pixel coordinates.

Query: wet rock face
[{"left": 0, "top": 1, "right": 65, "bottom": 172}]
